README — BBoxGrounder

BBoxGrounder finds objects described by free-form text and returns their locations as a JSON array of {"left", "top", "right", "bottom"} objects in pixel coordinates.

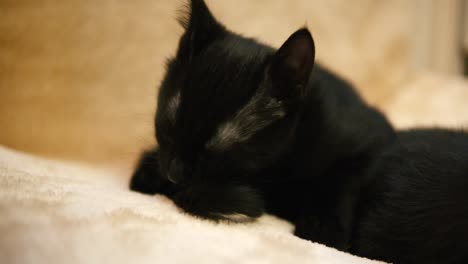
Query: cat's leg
[
  {"left": 172, "top": 184, "right": 265, "bottom": 221},
  {"left": 130, "top": 149, "right": 264, "bottom": 221},
  {"left": 130, "top": 147, "right": 173, "bottom": 195},
  {"left": 294, "top": 214, "right": 349, "bottom": 251}
]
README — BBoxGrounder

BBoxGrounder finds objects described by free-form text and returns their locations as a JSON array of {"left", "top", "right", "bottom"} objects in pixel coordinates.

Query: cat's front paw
[
  {"left": 294, "top": 215, "right": 349, "bottom": 251},
  {"left": 130, "top": 148, "right": 174, "bottom": 195},
  {"left": 173, "top": 184, "right": 265, "bottom": 222}
]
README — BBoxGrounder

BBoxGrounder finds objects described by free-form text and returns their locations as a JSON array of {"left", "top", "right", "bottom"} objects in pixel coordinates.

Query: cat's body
[
  {"left": 246, "top": 64, "right": 396, "bottom": 250},
  {"left": 130, "top": 1, "right": 468, "bottom": 263},
  {"left": 352, "top": 129, "right": 468, "bottom": 263}
]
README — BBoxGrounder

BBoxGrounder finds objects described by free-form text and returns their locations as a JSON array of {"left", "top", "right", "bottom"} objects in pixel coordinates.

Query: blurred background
[{"left": 1, "top": 0, "right": 468, "bottom": 173}]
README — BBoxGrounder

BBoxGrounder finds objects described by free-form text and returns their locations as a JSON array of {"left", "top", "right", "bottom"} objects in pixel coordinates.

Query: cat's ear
[
  {"left": 177, "top": 0, "right": 225, "bottom": 60},
  {"left": 269, "top": 28, "right": 315, "bottom": 99}
]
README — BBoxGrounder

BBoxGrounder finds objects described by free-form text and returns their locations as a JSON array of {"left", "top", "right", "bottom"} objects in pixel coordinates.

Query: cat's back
[
  {"left": 353, "top": 128, "right": 468, "bottom": 263},
  {"left": 395, "top": 128, "right": 468, "bottom": 186},
  {"left": 309, "top": 65, "right": 362, "bottom": 106},
  {"left": 301, "top": 65, "right": 395, "bottom": 158}
]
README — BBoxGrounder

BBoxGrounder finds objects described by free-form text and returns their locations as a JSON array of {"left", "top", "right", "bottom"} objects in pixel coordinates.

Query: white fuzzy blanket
[{"left": 0, "top": 146, "right": 382, "bottom": 264}]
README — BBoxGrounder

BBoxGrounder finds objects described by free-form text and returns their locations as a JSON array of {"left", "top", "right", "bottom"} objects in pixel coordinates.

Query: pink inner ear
[
  {"left": 274, "top": 28, "right": 315, "bottom": 84},
  {"left": 285, "top": 55, "right": 303, "bottom": 71},
  {"left": 269, "top": 28, "right": 315, "bottom": 99},
  {"left": 282, "top": 29, "right": 315, "bottom": 70}
]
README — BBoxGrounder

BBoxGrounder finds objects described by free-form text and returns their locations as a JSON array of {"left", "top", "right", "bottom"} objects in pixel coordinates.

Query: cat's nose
[{"left": 168, "top": 159, "right": 183, "bottom": 184}]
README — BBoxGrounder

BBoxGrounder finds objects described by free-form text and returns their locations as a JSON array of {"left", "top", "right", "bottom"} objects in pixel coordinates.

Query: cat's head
[{"left": 155, "top": 0, "right": 315, "bottom": 221}]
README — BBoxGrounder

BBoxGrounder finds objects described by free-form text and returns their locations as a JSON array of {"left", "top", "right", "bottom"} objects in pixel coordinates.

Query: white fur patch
[
  {"left": 219, "top": 213, "right": 252, "bottom": 222},
  {"left": 206, "top": 84, "right": 285, "bottom": 151},
  {"left": 167, "top": 91, "right": 181, "bottom": 123}
]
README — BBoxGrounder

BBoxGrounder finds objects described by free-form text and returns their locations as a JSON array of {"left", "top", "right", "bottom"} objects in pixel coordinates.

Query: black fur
[
  {"left": 351, "top": 129, "right": 468, "bottom": 263},
  {"left": 130, "top": 1, "right": 468, "bottom": 263}
]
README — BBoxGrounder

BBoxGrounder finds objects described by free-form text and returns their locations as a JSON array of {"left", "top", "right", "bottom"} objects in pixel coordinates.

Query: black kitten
[
  {"left": 132, "top": 0, "right": 393, "bottom": 227},
  {"left": 131, "top": 1, "right": 468, "bottom": 263}
]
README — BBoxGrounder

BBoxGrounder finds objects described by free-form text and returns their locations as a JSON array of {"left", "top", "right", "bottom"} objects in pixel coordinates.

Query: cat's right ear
[
  {"left": 269, "top": 28, "right": 315, "bottom": 100},
  {"left": 177, "top": 0, "right": 226, "bottom": 61}
]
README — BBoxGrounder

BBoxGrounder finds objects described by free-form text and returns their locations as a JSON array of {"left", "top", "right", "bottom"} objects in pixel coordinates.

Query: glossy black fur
[
  {"left": 351, "top": 129, "right": 468, "bottom": 263},
  {"left": 130, "top": 1, "right": 468, "bottom": 263}
]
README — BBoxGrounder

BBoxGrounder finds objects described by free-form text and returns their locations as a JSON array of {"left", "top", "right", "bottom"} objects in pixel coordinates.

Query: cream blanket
[{"left": 0, "top": 146, "right": 382, "bottom": 264}]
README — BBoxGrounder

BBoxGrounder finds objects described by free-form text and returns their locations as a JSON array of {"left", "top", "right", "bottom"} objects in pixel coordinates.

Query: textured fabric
[{"left": 0, "top": 146, "right": 382, "bottom": 264}]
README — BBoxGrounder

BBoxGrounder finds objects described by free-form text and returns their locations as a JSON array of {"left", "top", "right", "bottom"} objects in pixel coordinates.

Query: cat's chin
[{"left": 172, "top": 184, "right": 265, "bottom": 222}]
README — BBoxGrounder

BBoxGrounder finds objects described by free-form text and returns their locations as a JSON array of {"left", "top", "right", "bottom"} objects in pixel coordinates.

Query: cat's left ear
[
  {"left": 269, "top": 28, "right": 315, "bottom": 99},
  {"left": 177, "top": 0, "right": 226, "bottom": 60}
]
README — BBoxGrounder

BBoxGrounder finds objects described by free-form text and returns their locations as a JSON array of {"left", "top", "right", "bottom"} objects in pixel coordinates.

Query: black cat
[{"left": 130, "top": 1, "right": 468, "bottom": 263}]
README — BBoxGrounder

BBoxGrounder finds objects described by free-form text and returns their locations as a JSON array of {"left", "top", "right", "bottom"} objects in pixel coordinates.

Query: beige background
[{"left": 1, "top": 0, "right": 467, "bottom": 172}]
